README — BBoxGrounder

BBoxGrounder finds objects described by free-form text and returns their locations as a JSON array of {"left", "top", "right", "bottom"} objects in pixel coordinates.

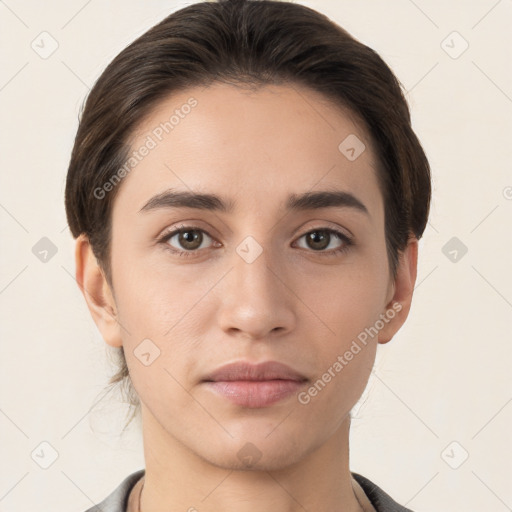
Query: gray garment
[{"left": 83, "top": 469, "right": 414, "bottom": 512}]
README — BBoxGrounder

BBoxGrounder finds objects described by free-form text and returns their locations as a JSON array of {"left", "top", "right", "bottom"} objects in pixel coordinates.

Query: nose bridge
[
  {"left": 236, "top": 234, "right": 275, "bottom": 288},
  {"left": 216, "top": 233, "right": 294, "bottom": 338}
]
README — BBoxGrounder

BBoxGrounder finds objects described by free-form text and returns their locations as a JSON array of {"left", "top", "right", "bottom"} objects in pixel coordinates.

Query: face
[{"left": 84, "top": 82, "right": 412, "bottom": 471}]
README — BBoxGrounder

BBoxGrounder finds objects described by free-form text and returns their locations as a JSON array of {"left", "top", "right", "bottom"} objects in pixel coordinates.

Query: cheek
[
  {"left": 111, "top": 254, "right": 218, "bottom": 397},
  {"left": 293, "top": 255, "right": 388, "bottom": 400},
  {"left": 295, "top": 272, "right": 382, "bottom": 420},
  {"left": 111, "top": 245, "right": 210, "bottom": 335},
  {"left": 297, "top": 340, "right": 376, "bottom": 421},
  {"left": 296, "top": 262, "right": 389, "bottom": 343}
]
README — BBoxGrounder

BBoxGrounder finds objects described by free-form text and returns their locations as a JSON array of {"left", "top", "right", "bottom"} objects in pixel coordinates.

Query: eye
[
  {"left": 159, "top": 225, "right": 217, "bottom": 257},
  {"left": 294, "top": 228, "right": 352, "bottom": 255},
  {"left": 158, "top": 225, "right": 353, "bottom": 259}
]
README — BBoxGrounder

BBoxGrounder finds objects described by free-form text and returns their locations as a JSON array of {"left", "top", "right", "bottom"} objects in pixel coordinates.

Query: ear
[
  {"left": 378, "top": 236, "right": 418, "bottom": 345},
  {"left": 74, "top": 234, "right": 123, "bottom": 348}
]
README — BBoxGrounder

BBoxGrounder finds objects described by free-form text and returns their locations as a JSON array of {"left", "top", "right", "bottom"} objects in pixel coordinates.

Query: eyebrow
[{"left": 139, "top": 189, "right": 369, "bottom": 216}]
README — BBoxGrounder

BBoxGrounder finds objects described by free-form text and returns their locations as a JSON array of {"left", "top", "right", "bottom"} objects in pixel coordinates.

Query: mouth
[{"left": 201, "top": 360, "right": 308, "bottom": 408}]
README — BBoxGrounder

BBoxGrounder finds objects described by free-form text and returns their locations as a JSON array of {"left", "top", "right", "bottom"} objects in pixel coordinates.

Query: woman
[{"left": 65, "top": 0, "right": 431, "bottom": 510}]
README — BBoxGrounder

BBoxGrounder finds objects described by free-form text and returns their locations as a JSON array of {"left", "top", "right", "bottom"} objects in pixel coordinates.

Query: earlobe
[
  {"left": 378, "top": 237, "right": 418, "bottom": 345},
  {"left": 74, "top": 234, "right": 123, "bottom": 348}
]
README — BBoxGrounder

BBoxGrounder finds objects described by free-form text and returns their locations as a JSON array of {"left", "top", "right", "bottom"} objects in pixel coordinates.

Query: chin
[
  {"left": 203, "top": 449, "right": 306, "bottom": 473},
  {"left": 192, "top": 430, "right": 317, "bottom": 473}
]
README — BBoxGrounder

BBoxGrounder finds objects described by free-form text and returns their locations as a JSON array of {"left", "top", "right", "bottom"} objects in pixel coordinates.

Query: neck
[{"left": 136, "top": 405, "right": 363, "bottom": 512}]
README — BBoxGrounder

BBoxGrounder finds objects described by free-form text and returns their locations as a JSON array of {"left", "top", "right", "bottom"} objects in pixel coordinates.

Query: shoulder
[
  {"left": 82, "top": 469, "right": 145, "bottom": 512},
  {"left": 351, "top": 472, "right": 415, "bottom": 512}
]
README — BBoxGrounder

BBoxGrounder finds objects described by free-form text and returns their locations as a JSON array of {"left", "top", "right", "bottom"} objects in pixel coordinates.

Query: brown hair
[{"left": 65, "top": 0, "right": 431, "bottom": 430}]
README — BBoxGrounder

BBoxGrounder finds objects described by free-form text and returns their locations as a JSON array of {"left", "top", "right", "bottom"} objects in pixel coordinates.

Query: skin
[{"left": 75, "top": 82, "right": 418, "bottom": 512}]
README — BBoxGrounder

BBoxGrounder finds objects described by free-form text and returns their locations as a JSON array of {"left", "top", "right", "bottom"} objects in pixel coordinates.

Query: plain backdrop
[{"left": 1, "top": 1, "right": 511, "bottom": 511}]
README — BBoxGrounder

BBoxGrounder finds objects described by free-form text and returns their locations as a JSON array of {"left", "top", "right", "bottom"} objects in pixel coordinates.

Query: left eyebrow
[
  {"left": 286, "top": 190, "right": 369, "bottom": 215},
  {"left": 139, "top": 188, "right": 369, "bottom": 216}
]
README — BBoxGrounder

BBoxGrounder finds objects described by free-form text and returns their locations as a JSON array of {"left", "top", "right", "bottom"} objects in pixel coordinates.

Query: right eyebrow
[{"left": 139, "top": 189, "right": 234, "bottom": 213}]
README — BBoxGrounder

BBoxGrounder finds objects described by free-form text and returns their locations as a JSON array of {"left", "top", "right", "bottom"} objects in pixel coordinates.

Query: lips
[
  {"left": 201, "top": 361, "right": 308, "bottom": 408},
  {"left": 202, "top": 360, "right": 308, "bottom": 383}
]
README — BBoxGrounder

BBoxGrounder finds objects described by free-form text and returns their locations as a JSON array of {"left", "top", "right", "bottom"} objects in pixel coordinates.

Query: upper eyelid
[{"left": 160, "top": 224, "right": 352, "bottom": 246}]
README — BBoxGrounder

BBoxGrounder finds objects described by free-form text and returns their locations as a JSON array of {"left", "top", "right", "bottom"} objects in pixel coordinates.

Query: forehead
[{"left": 115, "top": 82, "right": 383, "bottom": 218}]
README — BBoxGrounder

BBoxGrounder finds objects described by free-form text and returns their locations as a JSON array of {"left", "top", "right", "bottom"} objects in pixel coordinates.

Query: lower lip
[{"left": 204, "top": 380, "right": 307, "bottom": 408}]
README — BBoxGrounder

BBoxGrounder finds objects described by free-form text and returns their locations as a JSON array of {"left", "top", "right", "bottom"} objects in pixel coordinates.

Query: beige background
[{"left": 1, "top": 1, "right": 511, "bottom": 510}]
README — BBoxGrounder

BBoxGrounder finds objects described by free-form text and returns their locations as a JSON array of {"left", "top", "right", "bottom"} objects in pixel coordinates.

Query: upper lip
[{"left": 202, "top": 361, "right": 308, "bottom": 382}]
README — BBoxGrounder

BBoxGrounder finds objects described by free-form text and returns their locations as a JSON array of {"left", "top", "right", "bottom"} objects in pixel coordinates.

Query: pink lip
[{"left": 202, "top": 361, "right": 308, "bottom": 408}]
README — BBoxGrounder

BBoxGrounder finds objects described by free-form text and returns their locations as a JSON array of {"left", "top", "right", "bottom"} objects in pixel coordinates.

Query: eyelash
[{"left": 157, "top": 225, "right": 353, "bottom": 259}]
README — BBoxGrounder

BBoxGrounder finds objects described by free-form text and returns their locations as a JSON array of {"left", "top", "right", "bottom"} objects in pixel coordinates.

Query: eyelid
[
  {"left": 158, "top": 222, "right": 354, "bottom": 257},
  {"left": 157, "top": 220, "right": 218, "bottom": 241},
  {"left": 158, "top": 220, "right": 352, "bottom": 243},
  {"left": 158, "top": 224, "right": 218, "bottom": 248},
  {"left": 291, "top": 220, "right": 354, "bottom": 240},
  {"left": 292, "top": 226, "right": 352, "bottom": 252}
]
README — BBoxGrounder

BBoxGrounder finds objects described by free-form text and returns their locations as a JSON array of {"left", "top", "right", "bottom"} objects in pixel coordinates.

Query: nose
[{"left": 216, "top": 239, "right": 296, "bottom": 341}]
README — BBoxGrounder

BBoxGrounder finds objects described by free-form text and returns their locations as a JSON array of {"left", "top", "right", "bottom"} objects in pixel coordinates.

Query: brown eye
[
  {"left": 305, "top": 230, "right": 330, "bottom": 250},
  {"left": 177, "top": 229, "right": 203, "bottom": 250},
  {"left": 162, "top": 227, "right": 214, "bottom": 253},
  {"left": 296, "top": 229, "right": 348, "bottom": 252}
]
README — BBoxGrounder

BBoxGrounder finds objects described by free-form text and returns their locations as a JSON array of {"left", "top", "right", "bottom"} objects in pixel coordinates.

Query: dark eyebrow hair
[{"left": 139, "top": 189, "right": 369, "bottom": 215}]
